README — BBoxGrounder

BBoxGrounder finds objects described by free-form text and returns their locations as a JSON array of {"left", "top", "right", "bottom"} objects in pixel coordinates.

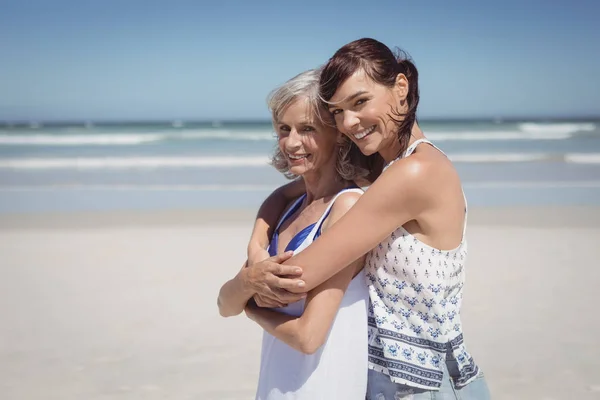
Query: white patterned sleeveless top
[{"left": 365, "top": 138, "right": 480, "bottom": 390}]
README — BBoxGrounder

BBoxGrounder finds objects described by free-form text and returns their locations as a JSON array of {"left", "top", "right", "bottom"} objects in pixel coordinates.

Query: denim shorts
[{"left": 366, "top": 361, "right": 490, "bottom": 400}]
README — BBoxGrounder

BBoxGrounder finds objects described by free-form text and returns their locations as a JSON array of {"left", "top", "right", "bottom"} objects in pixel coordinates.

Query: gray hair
[{"left": 267, "top": 69, "right": 370, "bottom": 181}]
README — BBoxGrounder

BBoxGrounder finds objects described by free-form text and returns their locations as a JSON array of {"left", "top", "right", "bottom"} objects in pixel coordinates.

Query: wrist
[
  {"left": 248, "top": 246, "right": 269, "bottom": 265},
  {"left": 239, "top": 267, "right": 257, "bottom": 296}
]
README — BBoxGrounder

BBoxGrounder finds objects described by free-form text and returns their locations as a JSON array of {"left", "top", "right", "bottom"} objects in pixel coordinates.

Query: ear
[{"left": 394, "top": 73, "right": 409, "bottom": 101}]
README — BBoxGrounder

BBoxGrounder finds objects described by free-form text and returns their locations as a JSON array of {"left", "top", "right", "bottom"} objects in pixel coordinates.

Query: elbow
[
  {"left": 297, "top": 336, "right": 324, "bottom": 355},
  {"left": 295, "top": 326, "right": 326, "bottom": 355},
  {"left": 217, "top": 296, "right": 241, "bottom": 318}
]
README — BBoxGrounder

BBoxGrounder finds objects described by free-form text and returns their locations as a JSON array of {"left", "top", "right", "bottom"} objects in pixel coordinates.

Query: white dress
[{"left": 255, "top": 188, "right": 369, "bottom": 400}]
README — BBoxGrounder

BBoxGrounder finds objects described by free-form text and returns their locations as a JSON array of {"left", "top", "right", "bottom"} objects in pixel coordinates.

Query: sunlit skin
[{"left": 327, "top": 69, "right": 424, "bottom": 163}]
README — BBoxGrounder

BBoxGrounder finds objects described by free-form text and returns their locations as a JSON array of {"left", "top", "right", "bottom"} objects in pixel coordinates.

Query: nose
[
  {"left": 284, "top": 129, "right": 302, "bottom": 152},
  {"left": 341, "top": 111, "right": 360, "bottom": 134}
]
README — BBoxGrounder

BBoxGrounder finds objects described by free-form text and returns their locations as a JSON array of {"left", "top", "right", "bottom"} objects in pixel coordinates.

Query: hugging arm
[
  {"left": 218, "top": 253, "right": 303, "bottom": 317},
  {"left": 218, "top": 180, "right": 307, "bottom": 316},
  {"left": 246, "top": 256, "right": 362, "bottom": 354},
  {"left": 284, "top": 159, "right": 430, "bottom": 292}
]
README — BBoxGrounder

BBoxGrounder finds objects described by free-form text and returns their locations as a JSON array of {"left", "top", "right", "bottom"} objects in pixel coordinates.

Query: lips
[
  {"left": 352, "top": 125, "right": 375, "bottom": 140},
  {"left": 287, "top": 153, "right": 309, "bottom": 161}
]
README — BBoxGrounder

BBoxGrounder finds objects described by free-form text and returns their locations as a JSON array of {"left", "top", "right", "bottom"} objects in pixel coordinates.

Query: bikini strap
[
  {"left": 312, "top": 187, "right": 364, "bottom": 237},
  {"left": 273, "top": 193, "right": 306, "bottom": 233}
]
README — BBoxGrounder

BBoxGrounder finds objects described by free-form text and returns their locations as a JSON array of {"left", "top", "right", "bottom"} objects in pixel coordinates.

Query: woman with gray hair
[{"left": 218, "top": 69, "right": 381, "bottom": 399}]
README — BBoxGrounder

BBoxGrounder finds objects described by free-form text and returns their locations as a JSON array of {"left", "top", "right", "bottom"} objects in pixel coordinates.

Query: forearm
[
  {"left": 283, "top": 195, "right": 399, "bottom": 292},
  {"left": 217, "top": 266, "right": 255, "bottom": 317},
  {"left": 247, "top": 306, "right": 314, "bottom": 354}
]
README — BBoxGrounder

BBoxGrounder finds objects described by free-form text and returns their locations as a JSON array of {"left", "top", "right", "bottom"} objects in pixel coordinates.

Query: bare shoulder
[
  {"left": 322, "top": 190, "right": 363, "bottom": 229},
  {"left": 385, "top": 149, "right": 456, "bottom": 192}
]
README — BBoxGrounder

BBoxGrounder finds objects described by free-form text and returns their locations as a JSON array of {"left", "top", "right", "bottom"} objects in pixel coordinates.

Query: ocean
[{"left": 0, "top": 119, "right": 599, "bottom": 213}]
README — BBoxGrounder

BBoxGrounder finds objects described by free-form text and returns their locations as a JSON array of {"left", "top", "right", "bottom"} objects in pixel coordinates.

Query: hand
[
  {"left": 248, "top": 248, "right": 271, "bottom": 267},
  {"left": 244, "top": 251, "right": 307, "bottom": 308}
]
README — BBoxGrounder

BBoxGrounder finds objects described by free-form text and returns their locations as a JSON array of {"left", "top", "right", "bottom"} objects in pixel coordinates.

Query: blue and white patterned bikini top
[
  {"left": 268, "top": 186, "right": 362, "bottom": 257},
  {"left": 365, "top": 138, "right": 480, "bottom": 390},
  {"left": 267, "top": 186, "right": 364, "bottom": 318}
]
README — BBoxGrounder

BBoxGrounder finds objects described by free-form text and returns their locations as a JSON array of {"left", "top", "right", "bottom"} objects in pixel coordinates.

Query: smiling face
[
  {"left": 275, "top": 97, "right": 339, "bottom": 177},
  {"left": 327, "top": 69, "right": 409, "bottom": 162}
]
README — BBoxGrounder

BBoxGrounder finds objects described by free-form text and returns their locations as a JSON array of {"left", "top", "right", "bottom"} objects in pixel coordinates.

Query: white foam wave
[
  {"left": 428, "top": 130, "right": 572, "bottom": 141},
  {"left": 0, "top": 133, "right": 164, "bottom": 145},
  {"left": 564, "top": 153, "right": 600, "bottom": 164},
  {"left": 448, "top": 153, "right": 551, "bottom": 163},
  {"left": 0, "top": 156, "right": 270, "bottom": 169},
  {"left": 1, "top": 153, "right": 599, "bottom": 170},
  {"left": 175, "top": 130, "right": 274, "bottom": 141},
  {"left": 519, "top": 122, "right": 596, "bottom": 135},
  {"left": 0, "top": 129, "right": 275, "bottom": 146},
  {"left": 3, "top": 181, "right": 600, "bottom": 192},
  {"left": 0, "top": 184, "right": 278, "bottom": 192},
  {"left": 2, "top": 123, "right": 596, "bottom": 146}
]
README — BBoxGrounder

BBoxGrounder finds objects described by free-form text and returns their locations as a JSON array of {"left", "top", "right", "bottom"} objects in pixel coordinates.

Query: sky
[{"left": 0, "top": 0, "right": 599, "bottom": 122}]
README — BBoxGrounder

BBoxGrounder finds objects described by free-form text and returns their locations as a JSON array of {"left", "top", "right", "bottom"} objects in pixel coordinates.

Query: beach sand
[{"left": 1, "top": 207, "right": 599, "bottom": 399}]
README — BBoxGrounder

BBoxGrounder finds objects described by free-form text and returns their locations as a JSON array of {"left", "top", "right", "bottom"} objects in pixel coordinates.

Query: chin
[{"left": 357, "top": 143, "right": 379, "bottom": 156}]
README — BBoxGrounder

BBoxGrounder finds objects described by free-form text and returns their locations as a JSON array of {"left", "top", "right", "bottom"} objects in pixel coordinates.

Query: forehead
[
  {"left": 329, "top": 69, "right": 377, "bottom": 104},
  {"left": 278, "top": 98, "right": 318, "bottom": 123}
]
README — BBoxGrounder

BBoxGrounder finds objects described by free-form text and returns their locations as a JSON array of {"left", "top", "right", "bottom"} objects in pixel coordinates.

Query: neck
[
  {"left": 301, "top": 165, "right": 349, "bottom": 205},
  {"left": 379, "top": 122, "right": 426, "bottom": 163},
  {"left": 406, "top": 122, "right": 426, "bottom": 149}
]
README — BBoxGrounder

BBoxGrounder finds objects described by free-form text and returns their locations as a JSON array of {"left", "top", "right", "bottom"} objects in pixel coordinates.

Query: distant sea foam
[
  {"left": 0, "top": 122, "right": 596, "bottom": 146},
  {"left": 0, "top": 153, "right": 599, "bottom": 170}
]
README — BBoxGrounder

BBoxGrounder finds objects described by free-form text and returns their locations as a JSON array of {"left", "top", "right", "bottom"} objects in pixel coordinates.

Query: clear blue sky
[{"left": 1, "top": 0, "right": 598, "bottom": 121}]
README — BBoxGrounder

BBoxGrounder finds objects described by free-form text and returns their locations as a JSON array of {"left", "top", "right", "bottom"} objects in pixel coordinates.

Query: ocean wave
[
  {"left": 1, "top": 122, "right": 597, "bottom": 146},
  {"left": 518, "top": 122, "right": 596, "bottom": 135},
  {"left": 0, "top": 156, "right": 271, "bottom": 169},
  {"left": 2, "top": 181, "right": 600, "bottom": 192},
  {"left": 0, "top": 133, "right": 165, "bottom": 145},
  {"left": 449, "top": 153, "right": 552, "bottom": 162},
  {"left": 427, "top": 130, "right": 573, "bottom": 141},
  {"left": 0, "top": 153, "right": 599, "bottom": 170},
  {"left": 564, "top": 153, "right": 600, "bottom": 164},
  {"left": 0, "top": 129, "right": 275, "bottom": 146}
]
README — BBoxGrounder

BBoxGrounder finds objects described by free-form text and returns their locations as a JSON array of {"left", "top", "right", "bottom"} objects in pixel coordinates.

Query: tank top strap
[
  {"left": 291, "top": 187, "right": 363, "bottom": 255},
  {"left": 403, "top": 138, "right": 448, "bottom": 158}
]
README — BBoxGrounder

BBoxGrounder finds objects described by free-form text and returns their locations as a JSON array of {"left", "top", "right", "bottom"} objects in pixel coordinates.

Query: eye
[
  {"left": 355, "top": 98, "right": 367, "bottom": 106},
  {"left": 278, "top": 125, "right": 291, "bottom": 134},
  {"left": 302, "top": 126, "right": 315, "bottom": 132},
  {"left": 330, "top": 109, "right": 343, "bottom": 116}
]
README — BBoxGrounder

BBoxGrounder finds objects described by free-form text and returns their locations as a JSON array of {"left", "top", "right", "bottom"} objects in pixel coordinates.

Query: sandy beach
[{"left": 1, "top": 206, "right": 600, "bottom": 399}]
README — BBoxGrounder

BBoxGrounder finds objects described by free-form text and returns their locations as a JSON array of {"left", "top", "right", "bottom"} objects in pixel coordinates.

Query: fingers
[
  {"left": 253, "top": 294, "right": 286, "bottom": 308},
  {"left": 273, "top": 288, "right": 306, "bottom": 304},
  {"left": 273, "top": 264, "right": 303, "bottom": 277},
  {"left": 269, "top": 251, "right": 294, "bottom": 264},
  {"left": 274, "top": 276, "right": 306, "bottom": 291}
]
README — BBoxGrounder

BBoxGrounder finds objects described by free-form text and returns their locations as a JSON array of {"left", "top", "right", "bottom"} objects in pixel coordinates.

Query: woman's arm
[
  {"left": 245, "top": 256, "right": 361, "bottom": 354},
  {"left": 247, "top": 179, "right": 306, "bottom": 265},
  {"left": 246, "top": 157, "right": 434, "bottom": 297},
  {"left": 285, "top": 159, "right": 433, "bottom": 292},
  {"left": 245, "top": 192, "right": 364, "bottom": 354},
  {"left": 217, "top": 252, "right": 304, "bottom": 317}
]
